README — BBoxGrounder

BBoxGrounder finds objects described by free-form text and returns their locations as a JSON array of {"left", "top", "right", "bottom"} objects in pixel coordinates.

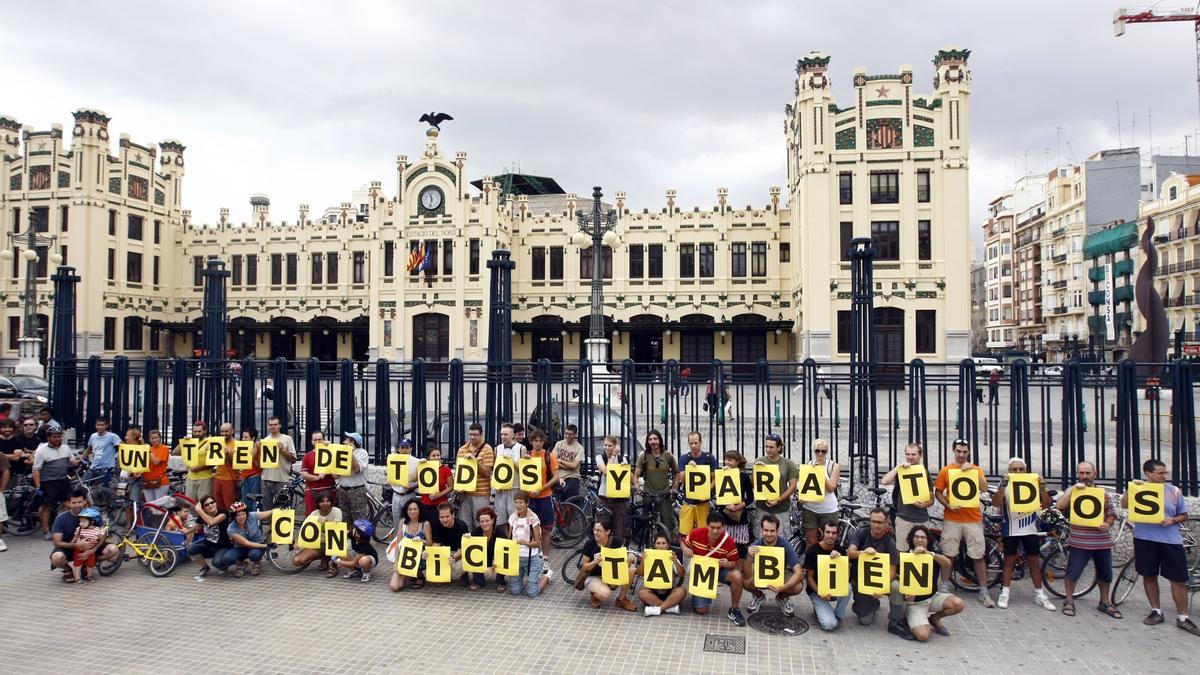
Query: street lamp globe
[
  {"left": 570, "top": 231, "right": 590, "bottom": 247},
  {"left": 602, "top": 230, "right": 620, "bottom": 248},
  {"left": 50, "top": 252, "right": 63, "bottom": 265},
  {"left": 23, "top": 249, "right": 39, "bottom": 262},
  {"left": 0, "top": 249, "right": 11, "bottom": 260}
]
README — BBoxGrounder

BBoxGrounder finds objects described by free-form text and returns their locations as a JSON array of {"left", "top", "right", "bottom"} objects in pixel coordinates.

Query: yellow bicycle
[{"left": 95, "top": 503, "right": 182, "bottom": 578}]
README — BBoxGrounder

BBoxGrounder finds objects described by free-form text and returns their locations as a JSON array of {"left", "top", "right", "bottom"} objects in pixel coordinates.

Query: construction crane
[{"left": 1114, "top": 6, "right": 1200, "bottom": 132}]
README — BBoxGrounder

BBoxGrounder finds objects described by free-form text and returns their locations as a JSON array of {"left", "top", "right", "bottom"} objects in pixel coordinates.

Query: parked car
[
  {"left": 0, "top": 374, "right": 49, "bottom": 402},
  {"left": 526, "top": 402, "right": 646, "bottom": 460},
  {"left": 325, "top": 407, "right": 402, "bottom": 456},
  {"left": 1041, "top": 365, "right": 1063, "bottom": 377},
  {"left": 971, "top": 357, "right": 1003, "bottom": 378}
]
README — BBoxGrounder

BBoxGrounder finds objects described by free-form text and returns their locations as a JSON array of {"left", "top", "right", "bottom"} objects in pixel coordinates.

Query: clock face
[{"left": 419, "top": 186, "right": 444, "bottom": 212}]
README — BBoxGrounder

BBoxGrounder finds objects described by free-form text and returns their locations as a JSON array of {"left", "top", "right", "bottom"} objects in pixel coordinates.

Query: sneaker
[
  {"left": 776, "top": 594, "right": 794, "bottom": 616},
  {"left": 665, "top": 605, "right": 680, "bottom": 615},
  {"left": 978, "top": 591, "right": 995, "bottom": 608},
  {"left": 748, "top": 593, "right": 766, "bottom": 614},
  {"left": 727, "top": 608, "right": 747, "bottom": 627},
  {"left": 888, "top": 619, "right": 916, "bottom": 641},
  {"left": 996, "top": 589, "right": 1009, "bottom": 609},
  {"left": 194, "top": 566, "right": 210, "bottom": 583},
  {"left": 42, "top": 533, "right": 52, "bottom": 541},
  {"left": 0, "top": 537, "right": 7, "bottom": 552},
  {"left": 543, "top": 569, "right": 554, "bottom": 582},
  {"left": 644, "top": 605, "right": 662, "bottom": 617},
  {"left": 1178, "top": 617, "right": 1200, "bottom": 636},
  {"left": 361, "top": 572, "right": 372, "bottom": 583},
  {"left": 1033, "top": 592, "right": 1056, "bottom": 611},
  {"left": 342, "top": 569, "right": 360, "bottom": 579},
  {"left": 1144, "top": 610, "right": 1165, "bottom": 626}
]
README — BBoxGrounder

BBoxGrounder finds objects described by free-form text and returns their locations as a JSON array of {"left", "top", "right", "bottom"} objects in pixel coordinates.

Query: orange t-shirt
[
  {"left": 241, "top": 442, "right": 262, "bottom": 479},
  {"left": 934, "top": 464, "right": 988, "bottom": 523},
  {"left": 214, "top": 439, "right": 238, "bottom": 481},
  {"left": 143, "top": 444, "right": 171, "bottom": 485},
  {"left": 531, "top": 450, "right": 559, "bottom": 499}
]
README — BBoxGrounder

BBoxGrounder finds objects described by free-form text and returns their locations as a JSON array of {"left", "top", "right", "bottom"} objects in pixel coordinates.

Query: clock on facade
[{"left": 418, "top": 185, "right": 444, "bottom": 213}]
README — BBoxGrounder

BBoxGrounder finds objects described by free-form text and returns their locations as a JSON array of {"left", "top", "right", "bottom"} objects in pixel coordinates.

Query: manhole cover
[
  {"left": 747, "top": 610, "right": 809, "bottom": 636},
  {"left": 703, "top": 634, "right": 746, "bottom": 654}
]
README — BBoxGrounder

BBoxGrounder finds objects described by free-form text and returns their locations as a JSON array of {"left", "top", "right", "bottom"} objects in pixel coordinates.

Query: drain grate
[
  {"left": 747, "top": 610, "right": 809, "bottom": 636},
  {"left": 702, "top": 634, "right": 747, "bottom": 654}
]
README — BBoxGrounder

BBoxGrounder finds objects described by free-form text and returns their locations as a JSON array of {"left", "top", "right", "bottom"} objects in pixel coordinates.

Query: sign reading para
[
  {"left": 816, "top": 554, "right": 849, "bottom": 597},
  {"left": 1006, "top": 473, "right": 1042, "bottom": 514},
  {"left": 460, "top": 535, "right": 488, "bottom": 573},
  {"left": 203, "top": 436, "right": 226, "bottom": 467},
  {"left": 947, "top": 468, "right": 981, "bottom": 509},
  {"left": 688, "top": 555, "right": 721, "bottom": 599},
  {"left": 641, "top": 549, "right": 675, "bottom": 590},
  {"left": 518, "top": 457, "right": 542, "bottom": 493},
  {"left": 684, "top": 464, "right": 712, "bottom": 502},
  {"left": 856, "top": 552, "right": 891, "bottom": 596},
  {"left": 600, "top": 546, "right": 630, "bottom": 586},
  {"left": 453, "top": 457, "right": 478, "bottom": 492},
  {"left": 753, "top": 463, "right": 782, "bottom": 501},
  {"left": 896, "top": 464, "right": 931, "bottom": 505},
  {"left": 270, "top": 509, "right": 295, "bottom": 544},
  {"left": 118, "top": 444, "right": 151, "bottom": 474},
  {"left": 795, "top": 464, "right": 826, "bottom": 503},
  {"left": 315, "top": 443, "right": 353, "bottom": 476},
  {"left": 387, "top": 453, "right": 412, "bottom": 486},
  {"left": 1127, "top": 482, "right": 1166, "bottom": 524},
  {"left": 605, "top": 462, "right": 632, "bottom": 499},
  {"left": 231, "top": 440, "right": 255, "bottom": 471},
  {"left": 752, "top": 545, "right": 786, "bottom": 588},
  {"left": 417, "top": 460, "right": 441, "bottom": 495},
  {"left": 1069, "top": 486, "right": 1107, "bottom": 528},
  {"left": 898, "top": 552, "right": 935, "bottom": 595},
  {"left": 713, "top": 468, "right": 742, "bottom": 506},
  {"left": 259, "top": 439, "right": 281, "bottom": 469},
  {"left": 491, "top": 456, "right": 516, "bottom": 491}
]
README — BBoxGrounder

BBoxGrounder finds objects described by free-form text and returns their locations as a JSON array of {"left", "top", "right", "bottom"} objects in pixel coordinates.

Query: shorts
[
  {"left": 802, "top": 508, "right": 839, "bottom": 532},
  {"left": 529, "top": 496, "right": 555, "bottom": 530},
  {"left": 41, "top": 479, "right": 71, "bottom": 510},
  {"left": 940, "top": 520, "right": 985, "bottom": 559},
  {"left": 906, "top": 592, "right": 953, "bottom": 628},
  {"left": 1134, "top": 538, "right": 1189, "bottom": 583},
  {"left": 691, "top": 567, "right": 735, "bottom": 610},
  {"left": 679, "top": 502, "right": 709, "bottom": 535},
  {"left": 895, "top": 518, "right": 930, "bottom": 552},
  {"left": 125, "top": 478, "right": 144, "bottom": 504},
  {"left": 1066, "top": 547, "right": 1113, "bottom": 584},
  {"left": 648, "top": 583, "right": 683, "bottom": 600},
  {"left": 51, "top": 547, "right": 72, "bottom": 568},
  {"left": 1003, "top": 534, "right": 1040, "bottom": 557}
]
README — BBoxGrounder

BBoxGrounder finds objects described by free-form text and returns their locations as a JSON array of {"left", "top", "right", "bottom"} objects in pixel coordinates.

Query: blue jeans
[
  {"left": 810, "top": 592, "right": 850, "bottom": 630},
  {"left": 241, "top": 475, "right": 263, "bottom": 511},
  {"left": 215, "top": 546, "right": 264, "bottom": 569},
  {"left": 86, "top": 467, "right": 118, "bottom": 488},
  {"left": 508, "top": 554, "right": 544, "bottom": 597}
]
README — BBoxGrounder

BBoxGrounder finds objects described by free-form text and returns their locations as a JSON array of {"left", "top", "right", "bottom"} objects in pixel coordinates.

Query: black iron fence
[{"left": 51, "top": 356, "right": 1200, "bottom": 496}]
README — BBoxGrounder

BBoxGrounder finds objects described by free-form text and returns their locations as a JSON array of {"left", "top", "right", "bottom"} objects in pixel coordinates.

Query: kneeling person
[
  {"left": 889, "top": 524, "right": 964, "bottom": 642},
  {"left": 682, "top": 511, "right": 747, "bottom": 626},
  {"left": 430, "top": 502, "right": 470, "bottom": 586},
  {"left": 635, "top": 534, "right": 687, "bottom": 616},
  {"left": 745, "top": 514, "right": 804, "bottom": 616}
]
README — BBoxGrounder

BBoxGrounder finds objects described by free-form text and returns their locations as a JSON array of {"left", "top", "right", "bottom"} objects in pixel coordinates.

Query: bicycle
[
  {"left": 2, "top": 481, "right": 44, "bottom": 536},
  {"left": 95, "top": 504, "right": 180, "bottom": 578},
  {"left": 1112, "top": 518, "right": 1200, "bottom": 606},
  {"left": 549, "top": 490, "right": 588, "bottom": 549}
]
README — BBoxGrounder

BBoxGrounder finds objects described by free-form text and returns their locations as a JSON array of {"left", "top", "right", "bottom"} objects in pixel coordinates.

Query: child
[
  {"left": 70, "top": 507, "right": 105, "bottom": 583},
  {"left": 334, "top": 519, "right": 378, "bottom": 583}
]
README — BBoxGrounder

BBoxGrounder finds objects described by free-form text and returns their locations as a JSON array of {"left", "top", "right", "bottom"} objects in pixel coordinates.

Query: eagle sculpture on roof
[{"left": 418, "top": 112, "right": 453, "bottom": 131}]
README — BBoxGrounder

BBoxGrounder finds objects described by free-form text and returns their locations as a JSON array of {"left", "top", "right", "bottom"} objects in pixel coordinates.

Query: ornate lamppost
[
  {"left": 571, "top": 186, "right": 620, "bottom": 374},
  {"left": 0, "top": 209, "right": 60, "bottom": 375}
]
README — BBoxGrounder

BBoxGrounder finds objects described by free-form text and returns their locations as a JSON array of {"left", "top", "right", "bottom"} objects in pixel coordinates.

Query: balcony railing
[
  {"left": 1053, "top": 306, "right": 1068, "bottom": 314},
  {"left": 1052, "top": 279, "right": 1068, "bottom": 289},
  {"left": 1051, "top": 254, "right": 1067, "bottom": 263}
]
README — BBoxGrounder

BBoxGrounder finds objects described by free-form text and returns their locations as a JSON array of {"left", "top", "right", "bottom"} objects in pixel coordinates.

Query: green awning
[{"left": 1083, "top": 221, "right": 1138, "bottom": 259}]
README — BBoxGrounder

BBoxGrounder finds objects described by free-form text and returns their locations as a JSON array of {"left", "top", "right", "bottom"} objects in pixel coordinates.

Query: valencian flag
[{"left": 406, "top": 243, "right": 426, "bottom": 272}]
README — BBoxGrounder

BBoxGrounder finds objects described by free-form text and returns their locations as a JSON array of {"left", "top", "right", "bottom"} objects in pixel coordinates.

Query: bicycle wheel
[
  {"left": 560, "top": 549, "right": 585, "bottom": 582},
  {"left": 265, "top": 543, "right": 309, "bottom": 575},
  {"left": 552, "top": 501, "right": 588, "bottom": 549},
  {"left": 566, "top": 495, "right": 595, "bottom": 525},
  {"left": 1041, "top": 540, "right": 1096, "bottom": 598},
  {"left": 950, "top": 540, "right": 1003, "bottom": 591},
  {"left": 137, "top": 532, "right": 179, "bottom": 578},
  {"left": 371, "top": 506, "right": 395, "bottom": 545},
  {"left": 1111, "top": 558, "right": 1140, "bottom": 606},
  {"left": 96, "top": 533, "right": 126, "bottom": 577}
]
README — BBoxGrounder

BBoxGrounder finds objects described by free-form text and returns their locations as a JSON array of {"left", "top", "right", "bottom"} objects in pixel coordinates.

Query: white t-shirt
[
  {"left": 804, "top": 459, "right": 839, "bottom": 514},
  {"left": 508, "top": 510, "right": 542, "bottom": 556},
  {"left": 494, "top": 442, "right": 524, "bottom": 492}
]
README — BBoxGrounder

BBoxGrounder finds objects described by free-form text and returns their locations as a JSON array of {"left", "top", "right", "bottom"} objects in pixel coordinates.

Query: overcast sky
[{"left": 6, "top": 1, "right": 1198, "bottom": 248}]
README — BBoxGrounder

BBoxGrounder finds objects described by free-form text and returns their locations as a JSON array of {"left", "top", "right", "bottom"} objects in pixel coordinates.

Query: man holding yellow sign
[
  {"left": 1054, "top": 461, "right": 1119, "bottom": 619},
  {"left": 753, "top": 434, "right": 798, "bottom": 543},
  {"left": 880, "top": 443, "right": 934, "bottom": 551},
  {"left": 682, "top": 512, "right": 747, "bottom": 626},
  {"left": 934, "top": 439, "right": 994, "bottom": 607},
  {"left": 846, "top": 508, "right": 901, "bottom": 626},
  {"left": 744, "top": 514, "right": 803, "bottom": 617},
  {"left": 887, "top": 524, "right": 964, "bottom": 642},
  {"left": 1121, "top": 459, "right": 1200, "bottom": 635},
  {"left": 992, "top": 457, "right": 1056, "bottom": 611},
  {"left": 803, "top": 521, "right": 849, "bottom": 631}
]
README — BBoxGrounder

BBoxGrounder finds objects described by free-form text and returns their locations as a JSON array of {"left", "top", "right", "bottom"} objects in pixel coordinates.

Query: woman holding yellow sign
[
  {"left": 991, "top": 457, "right": 1056, "bottom": 611},
  {"left": 635, "top": 534, "right": 686, "bottom": 616},
  {"left": 388, "top": 498, "right": 432, "bottom": 592},
  {"left": 891, "top": 525, "right": 964, "bottom": 641},
  {"left": 577, "top": 520, "right": 636, "bottom": 612},
  {"left": 717, "top": 450, "right": 754, "bottom": 559},
  {"left": 595, "top": 436, "right": 630, "bottom": 541}
]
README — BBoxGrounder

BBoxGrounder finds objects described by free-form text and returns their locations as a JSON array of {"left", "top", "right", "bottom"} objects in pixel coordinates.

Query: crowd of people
[{"left": 1, "top": 400, "right": 1196, "bottom": 639}]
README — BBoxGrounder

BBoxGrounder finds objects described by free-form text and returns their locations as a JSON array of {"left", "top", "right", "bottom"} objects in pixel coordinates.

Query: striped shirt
[{"left": 1064, "top": 487, "right": 1116, "bottom": 550}]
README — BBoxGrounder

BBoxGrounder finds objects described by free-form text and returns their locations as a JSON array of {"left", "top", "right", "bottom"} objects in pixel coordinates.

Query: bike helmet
[
  {"left": 352, "top": 519, "right": 374, "bottom": 538},
  {"left": 45, "top": 422, "right": 64, "bottom": 435},
  {"left": 80, "top": 507, "right": 101, "bottom": 520},
  {"left": 229, "top": 501, "right": 248, "bottom": 513}
]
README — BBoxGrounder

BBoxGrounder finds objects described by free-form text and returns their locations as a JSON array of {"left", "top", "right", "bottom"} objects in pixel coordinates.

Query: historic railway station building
[{"left": 1, "top": 49, "right": 972, "bottom": 370}]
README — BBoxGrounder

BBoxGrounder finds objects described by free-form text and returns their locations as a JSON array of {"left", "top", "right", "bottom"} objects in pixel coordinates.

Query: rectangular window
[
  {"left": 840, "top": 222, "right": 853, "bottom": 261},
  {"left": 327, "top": 252, "right": 338, "bottom": 284},
  {"left": 193, "top": 256, "right": 203, "bottom": 287},
  {"left": 32, "top": 206, "right": 49, "bottom": 232},
  {"left": 11, "top": 207, "right": 20, "bottom": 232},
  {"left": 837, "top": 310, "right": 852, "bottom": 353},
  {"left": 312, "top": 253, "right": 323, "bottom": 285},
  {"left": 839, "top": 172, "right": 853, "bottom": 204},
  {"left": 629, "top": 244, "right": 644, "bottom": 279},
  {"left": 107, "top": 249, "right": 115, "bottom": 280},
  {"left": 149, "top": 326, "right": 160, "bottom": 351},
  {"left": 918, "top": 220, "right": 931, "bottom": 260},
  {"left": 424, "top": 240, "right": 439, "bottom": 275},
  {"left": 871, "top": 221, "right": 900, "bottom": 260},
  {"left": 108, "top": 210, "right": 116, "bottom": 236},
  {"left": 153, "top": 219, "right": 160, "bottom": 244},
  {"left": 750, "top": 242, "right": 767, "bottom": 277},
  {"left": 246, "top": 254, "right": 257, "bottom": 287},
  {"left": 916, "top": 310, "right": 936, "bottom": 353},
  {"left": 531, "top": 246, "right": 546, "bottom": 280},
  {"left": 442, "top": 239, "right": 453, "bottom": 276},
  {"left": 648, "top": 244, "right": 663, "bottom": 278},
  {"left": 699, "top": 243, "right": 715, "bottom": 278},
  {"left": 271, "top": 253, "right": 282, "bottom": 285},
  {"left": 731, "top": 243, "right": 747, "bottom": 277},
  {"left": 680, "top": 243, "right": 695, "bottom": 278},
  {"left": 60, "top": 245, "right": 68, "bottom": 266},
  {"left": 353, "top": 251, "right": 366, "bottom": 284},
  {"left": 579, "top": 246, "right": 613, "bottom": 279},
  {"left": 60, "top": 206, "right": 69, "bottom": 233},
  {"left": 128, "top": 214, "right": 143, "bottom": 240},
  {"left": 384, "top": 242, "right": 394, "bottom": 277},
  {"left": 549, "top": 246, "right": 564, "bottom": 280},
  {"left": 7, "top": 317, "right": 18, "bottom": 350},
  {"left": 869, "top": 171, "right": 900, "bottom": 204},
  {"left": 152, "top": 256, "right": 159, "bottom": 286},
  {"left": 231, "top": 255, "right": 242, "bottom": 286},
  {"left": 35, "top": 247, "right": 48, "bottom": 278},
  {"left": 469, "top": 238, "right": 481, "bottom": 275},
  {"left": 104, "top": 317, "right": 116, "bottom": 351},
  {"left": 916, "top": 169, "right": 931, "bottom": 203},
  {"left": 126, "top": 252, "right": 142, "bottom": 283},
  {"left": 779, "top": 242, "right": 790, "bottom": 263},
  {"left": 123, "top": 316, "right": 144, "bottom": 351},
  {"left": 286, "top": 253, "right": 297, "bottom": 285}
]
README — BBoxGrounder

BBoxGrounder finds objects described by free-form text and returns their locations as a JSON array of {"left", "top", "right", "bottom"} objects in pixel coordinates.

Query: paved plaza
[{"left": 0, "top": 532, "right": 1194, "bottom": 674}]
